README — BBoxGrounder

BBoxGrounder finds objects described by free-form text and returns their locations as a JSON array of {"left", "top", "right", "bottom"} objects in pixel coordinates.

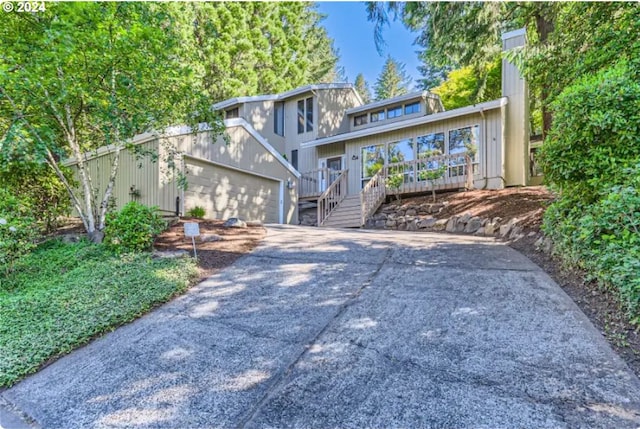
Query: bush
[
  {"left": 540, "top": 61, "right": 640, "bottom": 204},
  {"left": 104, "top": 202, "right": 166, "bottom": 253},
  {"left": 187, "top": 206, "right": 206, "bottom": 218},
  {"left": 0, "top": 164, "right": 72, "bottom": 234},
  {"left": 543, "top": 166, "right": 640, "bottom": 323},
  {"left": 0, "top": 189, "right": 39, "bottom": 273},
  {"left": 541, "top": 60, "right": 640, "bottom": 325}
]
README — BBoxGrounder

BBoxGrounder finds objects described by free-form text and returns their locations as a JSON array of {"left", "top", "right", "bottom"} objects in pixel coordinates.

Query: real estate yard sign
[{"left": 184, "top": 222, "right": 200, "bottom": 259}]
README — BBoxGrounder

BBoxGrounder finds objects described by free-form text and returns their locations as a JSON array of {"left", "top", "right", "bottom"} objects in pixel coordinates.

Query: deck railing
[
  {"left": 317, "top": 169, "right": 348, "bottom": 227},
  {"left": 299, "top": 168, "right": 342, "bottom": 199},
  {"left": 360, "top": 169, "right": 386, "bottom": 226},
  {"left": 384, "top": 153, "right": 476, "bottom": 195}
]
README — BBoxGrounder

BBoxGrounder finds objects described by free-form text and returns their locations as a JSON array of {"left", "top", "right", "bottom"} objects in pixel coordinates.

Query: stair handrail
[
  {"left": 360, "top": 169, "right": 386, "bottom": 226},
  {"left": 317, "top": 169, "right": 348, "bottom": 227}
]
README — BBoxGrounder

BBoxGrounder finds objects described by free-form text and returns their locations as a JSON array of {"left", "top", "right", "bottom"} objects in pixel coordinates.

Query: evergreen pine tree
[
  {"left": 373, "top": 56, "right": 412, "bottom": 101},
  {"left": 354, "top": 73, "right": 372, "bottom": 103}
]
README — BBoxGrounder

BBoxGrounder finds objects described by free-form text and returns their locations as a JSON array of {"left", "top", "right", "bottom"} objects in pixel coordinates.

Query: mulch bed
[{"left": 154, "top": 218, "right": 266, "bottom": 281}]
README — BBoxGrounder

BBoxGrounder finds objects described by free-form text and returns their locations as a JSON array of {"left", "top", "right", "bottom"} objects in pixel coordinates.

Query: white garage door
[{"left": 184, "top": 157, "right": 281, "bottom": 223}]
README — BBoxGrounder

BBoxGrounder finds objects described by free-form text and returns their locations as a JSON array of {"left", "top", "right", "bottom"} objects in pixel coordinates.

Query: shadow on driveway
[{"left": 3, "top": 225, "right": 640, "bottom": 428}]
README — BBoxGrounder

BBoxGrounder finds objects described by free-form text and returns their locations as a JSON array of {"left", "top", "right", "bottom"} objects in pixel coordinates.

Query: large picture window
[
  {"left": 416, "top": 133, "right": 445, "bottom": 157},
  {"left": 361, "top": 143, "right": 385, "bottom": 187},
  {"left": 297, "top": 97, "right": 314, "bottom": 134},
  {"left": 448, "top": 125, "right": 480, "bottom": 176},
  {"left": 360, "top": 125, "right": 481, "bottom": 187}
]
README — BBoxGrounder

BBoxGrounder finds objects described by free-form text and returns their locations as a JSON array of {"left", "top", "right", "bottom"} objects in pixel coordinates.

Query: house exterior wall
[
  {"left": 241, "top": 100, "right": 286, "bottom": 155},
  {"left": 67, "top": 140, "right": 163, "bottom": 214},
  {"left": 338, "top": 109, "right": 505, "bottom": 195},
  {"left": 502, "top": 29, "right": 530, "bottom": 186},
  {"left": 184, "top": 157, "right": 281, "bottom": 223},
  {"left": 161, "top": 124, "right": 298, "bottom": 224},
  {"left": 317, "top": 88, "right": 361, "bottom": 138}
]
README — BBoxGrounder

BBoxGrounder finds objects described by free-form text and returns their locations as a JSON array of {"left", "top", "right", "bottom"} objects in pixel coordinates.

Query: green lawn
[{"left": 0, "top": 239, "right": 199, "bottom": 387}]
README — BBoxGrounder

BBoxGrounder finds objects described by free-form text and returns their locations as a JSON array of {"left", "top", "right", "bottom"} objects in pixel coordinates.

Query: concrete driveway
[{"left": 3, "top": 225, "right": 640, "bottom": 428}]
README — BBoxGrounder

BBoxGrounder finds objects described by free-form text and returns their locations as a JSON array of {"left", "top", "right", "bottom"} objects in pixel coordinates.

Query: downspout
[{"left": 479, "top": 108, "right": 489, "bottom": 190}]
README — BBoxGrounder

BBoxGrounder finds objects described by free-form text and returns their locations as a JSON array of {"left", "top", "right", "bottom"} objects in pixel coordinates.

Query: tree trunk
[
  {"left": 465, "top": 154, "right": 474, "bottom": 191},
  {"left": 535, "top": 11, "right": 555, "bottom": 137}
]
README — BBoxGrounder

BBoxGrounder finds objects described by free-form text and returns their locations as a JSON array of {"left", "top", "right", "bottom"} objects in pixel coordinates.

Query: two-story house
[{"left": 66, "top": 29, "right": 531, "bottom": 228}]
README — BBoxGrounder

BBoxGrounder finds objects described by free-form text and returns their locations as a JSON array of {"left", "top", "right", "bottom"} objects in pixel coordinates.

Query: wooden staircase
[{"left": 319, "top": 195, "right": 362, "bottom": 228}]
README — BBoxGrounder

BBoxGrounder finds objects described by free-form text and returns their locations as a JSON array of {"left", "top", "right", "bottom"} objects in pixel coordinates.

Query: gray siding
[
  {"left": 161, "top": 124, "right": 298, "bottom": 224},
  {"left": 68, "top": 140, "right": 163, "bottom": 213},
  {"left": 184, "top": 157, "right": 281, "bottom": 223},
  {"left": 341, "top": 109, "right": 505, "bottom": 195},
  {"left": 502, "top": 30, "right": 530, "bottom": 186}
]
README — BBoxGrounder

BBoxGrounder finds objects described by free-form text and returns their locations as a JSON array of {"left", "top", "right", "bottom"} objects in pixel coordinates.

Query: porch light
[
  {"left": 351, "top": 154, "right": 359, "bottom": 161},
  {"left": 287, "top": 178, "right": 296, "bottom": 189}
]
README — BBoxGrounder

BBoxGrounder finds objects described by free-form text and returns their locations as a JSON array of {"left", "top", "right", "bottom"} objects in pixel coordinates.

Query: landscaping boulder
[
  {"left": 459, "top": 213, "right": 472, "bottom": 224},
  {"left": 433, "top": 218, "right": 448, "bottom": 231},
  {"left": 405, "top": 209, "right": 417, "bottom": 217},
  {"left": 223, "top": 218, "right": 247, "bottom": 228},
  {"left": 464, "top": 217, "right": 483, "bottom": 233},
  {"left": 418, "top": 217, "right": 437, "bottom": 229},
  {"left": 445, "top": 217, "right": 457, "bottom": 232},
  {"left": 200, "top": 234, "right": 223, "bottom": 243},
  {"left": 484, "top": 222, "right": 497, "bottom": 236}
]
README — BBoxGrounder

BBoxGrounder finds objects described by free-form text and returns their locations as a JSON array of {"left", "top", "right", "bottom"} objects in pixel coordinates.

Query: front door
[
  {"left": 318, "top": 156, "right": 344, "bottom": 192},
  {"left": 327, "top": 156, "right": 342, "bottom": 185}
]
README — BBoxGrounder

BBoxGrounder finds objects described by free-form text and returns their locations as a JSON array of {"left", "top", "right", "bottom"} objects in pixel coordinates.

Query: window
[
  {"left": 387, "top": 105, "right": 402, "bottom": 119},
  {"left": 225, "top": 108, "right": 239, "bottom": 119},
  {"left": 297, "top": 97, "right": 314, "bottom": 134},
  {"left": 361, "top": 144, "right": 385, "bottom": 188},
  {"left": 448, "top": 125, "right": 480, "bottom": 177},
  {"left": 274, "top": 102, "right": 284, "bottom": 136},
  {"left": 416, "top": 133, "right": 445, "bottom": 157},
  {"left": 404, "top": 102, "right": 421, "bottom": 115},
  {"left": 291, "top": 149, "right": 298, "bottom": 170},
  {"left": 370, "top": 110, "right": 385, "bottom": 122},
  {"left": 387, "top": 139, "right": 414, "bottom": 184},
  {"left": 306, "top": 97, "right": 313, "bottom": 132},
  {"left": 354, "top": 114, "right": 368, "bottom": 126}
]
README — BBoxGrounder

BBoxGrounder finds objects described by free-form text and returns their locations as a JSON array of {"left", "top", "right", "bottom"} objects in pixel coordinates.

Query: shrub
[
  {"left": 187, "top": 206, "right": 206, "bottom": 219},
  {"left": 0, "top": 189, "right": 39, "bottom": 272},
  {"left": 540, "top": 61, "right": 640, "bottom": 204},
  {"left": 0, "top": 164, "right": 72, "bottom": 234},
  {"left": 104, "top": 202, "right": 166, "bottom": 253},
  {"left": 543, "top": 165, "right": 640, "bottom": 323},
  {"left": 385, "top": 173, "right": 404, "bottom": 201}
]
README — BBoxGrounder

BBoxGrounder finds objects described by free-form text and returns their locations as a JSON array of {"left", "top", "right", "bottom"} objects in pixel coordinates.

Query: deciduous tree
[{"left": 0, "top": 2, "right": 222, "bottom": 241}]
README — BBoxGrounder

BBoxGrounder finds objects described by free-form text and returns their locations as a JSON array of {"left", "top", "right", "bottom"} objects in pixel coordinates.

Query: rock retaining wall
[{"left": 365, "top": 201, "right": 535, "bottom": 241}]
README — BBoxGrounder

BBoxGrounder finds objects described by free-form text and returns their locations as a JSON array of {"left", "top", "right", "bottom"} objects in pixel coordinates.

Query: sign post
[{"left": 183, "top": 222, "right": 200, "bottom": 260}]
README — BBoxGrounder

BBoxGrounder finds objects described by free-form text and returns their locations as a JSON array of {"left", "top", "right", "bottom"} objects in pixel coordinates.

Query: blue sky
[{"left": 316, "top": 1, "right": 422, "bottom": 91}]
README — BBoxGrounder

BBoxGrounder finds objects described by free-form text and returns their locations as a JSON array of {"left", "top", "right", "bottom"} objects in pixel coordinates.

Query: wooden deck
[{"left": 298, "top": 153, "right": 475, "bottom": 227}]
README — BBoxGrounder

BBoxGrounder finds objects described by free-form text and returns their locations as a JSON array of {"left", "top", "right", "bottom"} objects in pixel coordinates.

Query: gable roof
[{"left": 212, "top": 83, "right": 363, "bottom": 111}]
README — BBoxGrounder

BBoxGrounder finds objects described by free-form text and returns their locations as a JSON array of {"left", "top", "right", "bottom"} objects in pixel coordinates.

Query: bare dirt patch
[{"left": 154, "top": 218, "right": 266, "bottom": 281}]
